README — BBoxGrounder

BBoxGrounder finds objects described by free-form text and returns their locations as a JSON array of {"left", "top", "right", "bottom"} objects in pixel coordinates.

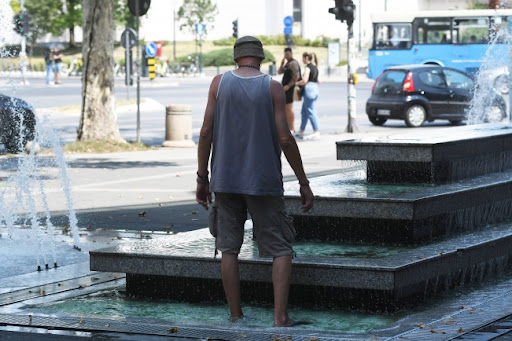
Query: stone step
[
  {"left": 284, "top": 170, "right": 512, "bottom": 243},
  {"left": 89, "top": 222, "right": 512, "bottom": 311},
  {"left": 336, "top": 124, "right": 512, "bottom": 183}
]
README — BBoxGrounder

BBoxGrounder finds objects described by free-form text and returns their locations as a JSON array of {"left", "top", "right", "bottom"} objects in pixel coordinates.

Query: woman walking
[{"left": 295, "top": 52, "right": 320, "bottom": 140}]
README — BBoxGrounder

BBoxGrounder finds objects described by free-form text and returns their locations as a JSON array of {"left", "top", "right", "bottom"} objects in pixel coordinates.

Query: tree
[
  {"left": 63, "top": 0, "right": 82, "bottom": 47},
  {"left": 13, "top": 0, "right": 134, "bottom": 47},
  {"left": 177, "top": 0, "right": 218, "bottom": 36},
  {"left": 78, "top": 0, "right": 123, "bottom": 142},
  {"left": 114, "top": 0, "right": 137, "bottom": 29},
  {"left": 23, "top": 0, "right": 63, "bottom": 39}
]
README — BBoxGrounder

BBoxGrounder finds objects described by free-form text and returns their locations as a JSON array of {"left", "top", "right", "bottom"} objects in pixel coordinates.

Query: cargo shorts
[{"left": 208, "top": 192, "right": 296, "bottom": 258}]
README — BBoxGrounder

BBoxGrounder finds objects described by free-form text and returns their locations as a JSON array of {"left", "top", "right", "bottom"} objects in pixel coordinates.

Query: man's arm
[
  {"left": 270, "top": 79, "right": 313, "bottom": 212},
  {"left": 277, "top": 58, "right": 286, "bottom": 75},
  {"left": 196, "top": 74, "right": 221, "bottom": 209},
  {"left": 283, "top": 60, "right": 300, "bottom": 92}
]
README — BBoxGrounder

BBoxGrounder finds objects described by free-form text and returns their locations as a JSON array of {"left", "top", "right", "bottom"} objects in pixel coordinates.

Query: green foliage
[
  {"left": 213, "top": 37, "right": 237, "bottom": 46},
  {"left": 24, "top": 0, "right": 64, "bottom": 38},
  {"left": 9, "top": 0, "right": 20, "bottom": 13},
  {"left": 177, "top": 0, "right": 218, "bottom": 36},
  {"left": 213, "top": 34, "right": 339, "bottom": 48},
  {"left": 114, "top": 0, "right": 137, "bottom": 29},
  {"left": 469, "top": 0, "right": 488, "bottom": 9},
  {"left": 177, "top": 48, "right": 275, "bottom": 67},
  {"left": 19, "top": 0, "right": 131, "bottom": 47}
]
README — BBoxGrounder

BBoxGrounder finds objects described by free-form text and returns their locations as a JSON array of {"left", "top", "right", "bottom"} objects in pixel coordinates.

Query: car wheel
[
  {"left": 369, "top": 116, "right": 387, "bottom": 126},
  {"left": 405, "top": 105, "right": 426, "bottom": 127},
  {"left": 449, "top": 120, "right": 463, "bottom": 126},
  {"left": 3, "top": 112, "right": 35, "bottom": 154},
  {"left": 493, "top": 75, "right": 509, "bottom": 95},
  {"left": 484, "top": 104, "right": 505, "bottom": 123}
]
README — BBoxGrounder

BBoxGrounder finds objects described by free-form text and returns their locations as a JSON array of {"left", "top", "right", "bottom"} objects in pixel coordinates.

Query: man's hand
[
  {"left": 300, "top": 185, "right": 314, "bottom": 213},
  {"left": 196, "top": 183, "right": 212, "bottom": 210}
]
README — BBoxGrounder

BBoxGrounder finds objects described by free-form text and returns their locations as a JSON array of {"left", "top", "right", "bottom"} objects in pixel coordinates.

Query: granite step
[{"left": 90, "top": 221, "right": 512, "bottom": 311}]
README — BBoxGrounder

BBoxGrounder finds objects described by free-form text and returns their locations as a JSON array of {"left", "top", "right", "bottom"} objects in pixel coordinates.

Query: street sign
[
  {"left": 283, "top": 27, "right": 292, "bottom": 35},
  {"left": 145, "top": 42, "right": 157, "bottom": 58},
  {"left": 328, "top": 42, "right": 340, "bottom": 66},
  {"left": 283, "top": 15, "right": 293, "bottom": 27},
  {"left": 121, "top": 28, "right": 137, "bottom": 49},
  {"left": 196, "top": 22, "right": 205, "bottom": 36}
]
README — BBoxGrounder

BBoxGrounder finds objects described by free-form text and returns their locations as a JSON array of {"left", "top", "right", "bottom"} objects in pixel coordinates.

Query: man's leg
[
  {"left": 221, "top": 252, "right": 243, "bottom": 320},
  {"left": 285, "top": 103, "right": 295, "bottom": 132},
  {"left": 272, "top": 255, "right": 292, "bottom": 326}
]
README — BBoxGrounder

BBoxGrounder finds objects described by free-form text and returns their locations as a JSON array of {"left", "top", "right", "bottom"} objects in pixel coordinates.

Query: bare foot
[
  {"left": 272, "top": 319, "right": 312, "bottom": 327},
  {"left": 230, "top": 315, "right": 245, "bottom": 323}
]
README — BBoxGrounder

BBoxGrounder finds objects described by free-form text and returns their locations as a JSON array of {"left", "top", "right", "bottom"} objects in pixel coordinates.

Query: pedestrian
[
  {"left": 53, "top": 47, "right": 64, "bottom": 84},
  {"left": 44, "top": 48, "right": 54, "bottom": 85},
  {"left": 278, "top": 47, "right": 301, "bottom": 133},
  {"left": 196, "top": 36, "right": 314, "bottom": 327},
  {"left": 295, "top": 52, "right": 320, "bottom": 140}
]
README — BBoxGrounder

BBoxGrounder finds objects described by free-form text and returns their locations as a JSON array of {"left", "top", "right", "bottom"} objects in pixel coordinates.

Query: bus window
[
  {"left": 374, "top": 23, "right": 412, "bottom": 49},
  {"left": 491, "top": 16, "right": 508, "bottom": 42},
  {"left": 413, "top": 18, "right": 451, "bottom": 44},
  {"left": 453, "top": 18, "right": 489, "bottom": 44}
]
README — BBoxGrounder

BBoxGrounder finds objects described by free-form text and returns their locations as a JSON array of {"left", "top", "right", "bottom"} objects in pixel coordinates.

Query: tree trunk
[
  {"left": 78, "top": 0, "right": 123, "bottom": 142},
  {"left": 69, "top": 26, "right": 75, "bottom": 48}
]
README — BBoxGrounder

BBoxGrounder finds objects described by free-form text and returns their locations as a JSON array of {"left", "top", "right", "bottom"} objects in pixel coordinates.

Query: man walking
[
  {"left": 278, "top": 47, "right": 301, "bottom": 133},
  {"left": 196, "top": 36, "right": 314, "bottom": 327}
]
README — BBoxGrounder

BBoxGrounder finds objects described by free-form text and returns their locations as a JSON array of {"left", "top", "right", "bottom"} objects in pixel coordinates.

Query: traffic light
[
  {"left": 13, "top": 12, "right": 31, "bottom": 36},
  {"left": 232, "top": 19, "right": 238, "bottom": 39},
  {"left": 329, "top": 0, "right": 356, "bottom": 26},
  {"left": 328, "top": 0, "right": 343, "bottom": 20}
]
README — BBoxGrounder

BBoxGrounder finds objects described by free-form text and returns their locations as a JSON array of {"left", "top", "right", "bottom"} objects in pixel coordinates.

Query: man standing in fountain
[{"left": 196, "top": 36, "right": 314, "bottom": 327}]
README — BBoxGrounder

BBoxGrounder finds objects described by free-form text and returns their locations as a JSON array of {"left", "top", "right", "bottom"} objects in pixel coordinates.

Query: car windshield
[{"left": 374, "top": 70, "right": 406, "bottom": 95}]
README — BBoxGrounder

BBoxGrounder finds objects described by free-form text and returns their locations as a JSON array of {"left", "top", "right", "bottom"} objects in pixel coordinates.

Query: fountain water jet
[{"left": 0, "top": 30, "right": 81, "bottom": 270}]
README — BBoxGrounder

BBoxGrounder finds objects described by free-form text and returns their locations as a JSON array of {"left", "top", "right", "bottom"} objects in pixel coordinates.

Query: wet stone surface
[
  {"left": 284, "top": 171, "right": 512, "bottom": 243},
  {"left": 336, "top": 124, "right": 512, "bottom": 183}
]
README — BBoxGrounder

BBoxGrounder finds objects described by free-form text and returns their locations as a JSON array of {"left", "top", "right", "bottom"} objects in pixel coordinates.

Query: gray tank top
[{"left": 210, "top": 71, "right": 283, "bottom": 196}]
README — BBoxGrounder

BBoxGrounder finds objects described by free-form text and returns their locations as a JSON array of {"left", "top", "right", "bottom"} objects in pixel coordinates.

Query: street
[{"left": 0, "top": 74, "right": 463, "bottom": 146}]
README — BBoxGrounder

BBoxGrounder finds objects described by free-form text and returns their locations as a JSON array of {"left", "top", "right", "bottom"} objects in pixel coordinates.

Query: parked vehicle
[
  {"left": 0, "top": 94, "right": 35, "bottom": 153},
  {"left": 480, "top": 66, "right": 509, "bottom": 95},
  {"left": 366, "top": 65, "right": 507, "bottom": 127}
]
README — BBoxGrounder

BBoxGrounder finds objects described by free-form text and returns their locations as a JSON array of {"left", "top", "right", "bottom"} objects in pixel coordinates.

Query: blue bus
[{"left": 367, "top": 9, "right": 512, "bottom": 79}]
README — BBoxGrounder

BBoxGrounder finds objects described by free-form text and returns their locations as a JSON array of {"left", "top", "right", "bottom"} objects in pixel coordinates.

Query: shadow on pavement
[
  {"left": 49, "top": 200, "right": 209, "bottom": 232},
  {"left": 68, "top": 158, "right": 180, "bottom": 169}
]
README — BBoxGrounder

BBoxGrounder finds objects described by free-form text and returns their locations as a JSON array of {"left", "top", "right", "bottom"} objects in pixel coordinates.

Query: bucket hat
[{"left": 233, "top": 36, "right": 266, "bottom": 61}]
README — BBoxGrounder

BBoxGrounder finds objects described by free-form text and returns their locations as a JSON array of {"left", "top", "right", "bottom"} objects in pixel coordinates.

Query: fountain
[
  {"left": 89, "top": 14, "right": 512, "bottom": 312},
  {"left": 89, "top": 120, "right": 512, "bottom": 312}
]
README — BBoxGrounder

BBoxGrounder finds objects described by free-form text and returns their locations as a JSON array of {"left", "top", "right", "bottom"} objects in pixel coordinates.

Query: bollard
[{"left": 162, "top": 104, "right": 196, "bottom": 148}]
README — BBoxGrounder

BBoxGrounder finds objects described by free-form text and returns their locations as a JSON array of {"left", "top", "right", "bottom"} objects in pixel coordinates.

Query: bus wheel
[
  {"left": 405, "top": 105, "right": 426, "bottom": 127},
  {"left": 369, "top": 116, "right": 387, "bottom": 126}
]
